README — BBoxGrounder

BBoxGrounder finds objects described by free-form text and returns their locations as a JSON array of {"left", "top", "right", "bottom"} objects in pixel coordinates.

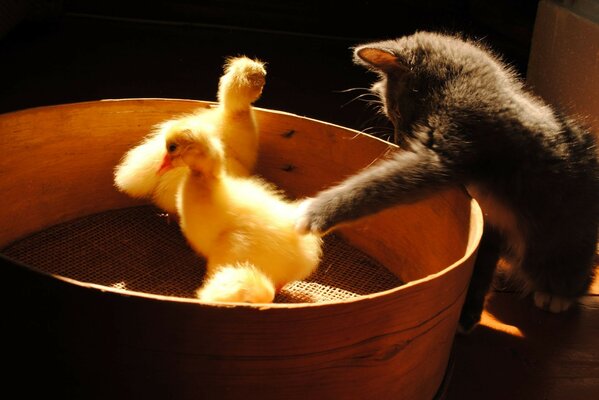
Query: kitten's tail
[{"left": 197, "top": 262, "right": 276, "bottom": 303}]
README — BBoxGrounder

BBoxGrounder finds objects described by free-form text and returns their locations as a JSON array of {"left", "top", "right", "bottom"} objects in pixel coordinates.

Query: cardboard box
[{"left": 527, "top": 0, "right": 599, "bottom": 136}]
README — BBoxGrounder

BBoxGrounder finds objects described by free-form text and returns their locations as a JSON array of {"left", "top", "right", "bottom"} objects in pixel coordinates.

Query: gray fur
[{"left": 300, "top": 31, "right": 598, "bottom": 331}]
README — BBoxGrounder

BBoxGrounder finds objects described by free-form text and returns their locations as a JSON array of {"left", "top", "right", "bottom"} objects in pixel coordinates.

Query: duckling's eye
[{"left": 167, "top": 143, "right": 177, "bottom": 153}]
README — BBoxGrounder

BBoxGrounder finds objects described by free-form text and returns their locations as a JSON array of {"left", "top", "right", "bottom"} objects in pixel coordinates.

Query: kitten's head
[{"left": 353, "top": 31, "right": 497, "bottom": 145}]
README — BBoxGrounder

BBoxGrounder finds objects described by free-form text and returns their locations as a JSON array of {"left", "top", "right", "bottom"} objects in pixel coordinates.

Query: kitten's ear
[{"left": 354, "top": 47, "right": 408, "bottom": 74}]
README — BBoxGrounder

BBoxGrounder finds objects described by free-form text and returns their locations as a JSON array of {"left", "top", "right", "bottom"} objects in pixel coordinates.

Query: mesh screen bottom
[{"left": 2, "top": 206, "right": 403, "bottom": 303}]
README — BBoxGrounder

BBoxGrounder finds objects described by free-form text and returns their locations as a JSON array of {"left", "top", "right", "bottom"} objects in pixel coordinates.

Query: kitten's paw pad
[
  {"left": 294, "top": 198, "right": 315, "bottom": 234},
  {"left": 294, "top": 198, "right": 328, "bottom": 235},
  {"left": 533, "top": 292, "right": 574, "bottom": 313}
]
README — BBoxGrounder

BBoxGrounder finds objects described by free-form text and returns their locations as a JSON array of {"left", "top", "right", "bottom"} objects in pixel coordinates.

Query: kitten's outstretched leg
[
  {"left": 296, "top": 148, "right": 454, "bottom": 235},
  {"left": 458, "top": 226, "right": 503, "bottom": 333}
]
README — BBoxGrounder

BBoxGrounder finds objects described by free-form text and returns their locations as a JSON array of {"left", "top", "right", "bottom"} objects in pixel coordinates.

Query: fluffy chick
[
  {"left": 197, "top": 263, "right": 276, "bottom": 303},
  {"left": 113, "top": 56, "right": 266, "bottom": 214},
  {"left": 161, "top": 126, "right": 323, "bottom": 303}
]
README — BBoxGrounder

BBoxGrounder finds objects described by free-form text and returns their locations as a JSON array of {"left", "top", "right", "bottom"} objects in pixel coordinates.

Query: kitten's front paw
[
  {"left": 533, "top": 292, "right": 574, "bottom": 313},
  {"left": 294, "top": 198, "right": 326, "bottom": 235},
  {"left": 295, "top": 198, "right": 315, "bottom": 234}
]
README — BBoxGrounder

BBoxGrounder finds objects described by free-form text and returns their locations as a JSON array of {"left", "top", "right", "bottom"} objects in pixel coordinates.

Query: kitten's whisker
[
  {"left": 361, "top": 122, "right": 396, "bottom": 143},
  {"left": 349, "top": 124, "right": 393, "bottom": 141},
  {"left": 358, "top": 99, "right": 384, "bottom": 114},
  {"left": 364, "top": 147, "right": 394, "bottom": 168},
  {"left": 340, "top": 93, "right": 380, "bottom": 108},
  {"left": 333, "top": 87, "right": 371, "bottom": 94},
  {"left": 357, "top": 97, "right": 381, "bottom": 104},
  {"left": 362, "top": 127, "right": 395, "bottom": 143},
  {"left": 360, "top": 115, "right": 393, "bottom": 129},
  {"left": 362, "top": 126, "right": 393, "bottom": 134},
  {"left": 359, "top": 100, "right": 386, "bottom": 116}
]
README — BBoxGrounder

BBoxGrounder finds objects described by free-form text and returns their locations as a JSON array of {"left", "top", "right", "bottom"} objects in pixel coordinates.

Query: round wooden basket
[{"left": 0, "top": 99, "right": 482, "bottom": 399}]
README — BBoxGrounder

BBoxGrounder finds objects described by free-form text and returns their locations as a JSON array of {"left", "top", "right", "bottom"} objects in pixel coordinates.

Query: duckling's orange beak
[{"left": 158, "top": 153, "right": 173, "bottom": 175}]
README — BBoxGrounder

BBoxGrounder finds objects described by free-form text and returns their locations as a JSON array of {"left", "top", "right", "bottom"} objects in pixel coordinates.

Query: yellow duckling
[
  {"left": 161, "top": 124, "right": 322, "bottom": 303},
  {"left": 114, "top": 56, "right": 266, "bottom": 214}
]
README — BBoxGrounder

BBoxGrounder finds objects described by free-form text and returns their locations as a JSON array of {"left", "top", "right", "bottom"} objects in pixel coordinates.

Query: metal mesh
[{"left": 2, "top": 206, "right": 403, "bottom": 303}]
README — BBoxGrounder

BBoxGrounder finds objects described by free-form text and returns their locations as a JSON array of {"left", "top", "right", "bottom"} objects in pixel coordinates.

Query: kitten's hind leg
[
  {"left": 523, "top": 227, "right": 596, "bottom": 314},
  {"left": 458, "top": 227, "right": 503, "bottom": 334},
  {"left": 533, "top": 292, "right": 573, "bottom": 313}
]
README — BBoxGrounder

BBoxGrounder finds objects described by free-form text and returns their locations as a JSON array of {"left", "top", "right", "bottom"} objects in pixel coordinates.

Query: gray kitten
[{"left": 296, "top": 31, "right": 598, "bottom": 332}]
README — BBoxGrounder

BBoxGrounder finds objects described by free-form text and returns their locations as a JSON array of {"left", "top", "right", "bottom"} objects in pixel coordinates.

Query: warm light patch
[
  {"left": 111, "top": 281, "right": 128, "bottom": 290},
  {"left": 590, "top": 270, "right": 599, "bottom": 294},
  {"left": 480, "top": 310, "right": 525, "bottom": 338}
]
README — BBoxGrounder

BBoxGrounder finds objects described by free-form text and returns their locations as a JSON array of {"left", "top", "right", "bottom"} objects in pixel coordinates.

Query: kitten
[{"left": 296, "top": 31, "right": 598, "bottom": 332}]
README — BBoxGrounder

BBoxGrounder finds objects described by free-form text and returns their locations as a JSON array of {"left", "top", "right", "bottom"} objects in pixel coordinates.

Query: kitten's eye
[{"left": 168, "top": 143, "right": 177, "bottom": 153}]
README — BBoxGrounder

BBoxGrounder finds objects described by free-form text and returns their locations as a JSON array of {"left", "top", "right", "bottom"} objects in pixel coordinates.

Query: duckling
[
  {"left": 197, "top": 263, "right": 276, "bottom": 303},
  {"left": 113, "top": 56, "right": 266, "bottom": 214},
  {"left": 161, "top": 125, "right": 323, "bottom": 303}
]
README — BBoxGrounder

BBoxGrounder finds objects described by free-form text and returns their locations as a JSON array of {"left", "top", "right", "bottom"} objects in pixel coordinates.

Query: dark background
[{"left": 0, "top": 0, "right": 540, "bottom": 133}]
